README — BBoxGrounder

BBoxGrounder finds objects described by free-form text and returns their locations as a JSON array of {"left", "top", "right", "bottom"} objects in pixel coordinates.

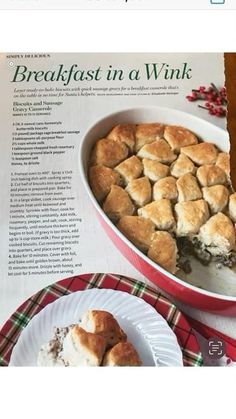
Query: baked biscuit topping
[
  {"left": 181, "top": 142, "right": 218, "bottom": 165},
  {"left": 103, "top": 185, "right": 134, "bottom": 222},
  {"left": 170, "top": 154, "right": 196, "bottom": 178},
  {"left": 89, "top": 122, "right": 235, "bottom": 275},
  {"left": 153, "top": 176, "right": 178, "bottom": 201},
  {"left": 135, "top": 123, "right": 165, "bottom": 151},
  {"left": 196, "top": 164, "right": 227, "bottom": 187},
  {"left": 89, "top": 165, "right": 121, "bottom": 202},
  {"left": 164, "top": 125, "right": 198, "bottom": 152},
  {"left": 138, "top": 199, "right": 176, "bottom": 231},
  {"left": 147, "top": 231, "right": 178, "bottom": 274},
  {"left": 143, "top": 158, "right": 169, "bottom": 182},
  {"left": 137, "top": 139, "right": 177, "bottom": 164}
]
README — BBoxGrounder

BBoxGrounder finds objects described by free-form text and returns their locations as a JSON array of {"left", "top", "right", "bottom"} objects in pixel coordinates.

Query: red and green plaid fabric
[{"left": 0, "top": 273, "right": 203, "bottom": 366}]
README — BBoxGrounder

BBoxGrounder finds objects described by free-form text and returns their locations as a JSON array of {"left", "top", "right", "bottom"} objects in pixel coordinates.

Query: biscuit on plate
[
  {"left": 62, "top": 325, "right": 106, "bottom": 366},
  {"left": 103, "top": 342, "right": 142, "bottom": 366},
  {"left": 81, "top": 310, "right": 127, "bottom": 349}
]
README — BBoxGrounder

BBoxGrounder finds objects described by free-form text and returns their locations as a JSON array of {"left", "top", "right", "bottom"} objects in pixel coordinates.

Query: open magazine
[{"left": 1, "top": 52, "right": 235, "bottom": 366}]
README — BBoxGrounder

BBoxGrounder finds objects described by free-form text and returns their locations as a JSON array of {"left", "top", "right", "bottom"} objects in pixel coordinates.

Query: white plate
[{"left": 9, "top": 288, "right": 183, "bottom": 367}]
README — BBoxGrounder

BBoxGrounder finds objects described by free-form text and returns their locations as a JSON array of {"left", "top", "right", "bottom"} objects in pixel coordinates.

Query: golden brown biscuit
[
  {"left": 229, "top": 193, "right": 236, "bottom": 223},
  {"left": 153, "top": 176, "right": 178, "bottom": 201},
  {"left": 181, "top": 142, "right": 218, "bottom": 166},
  {"left": 135, "top": 123, "right": 165, "bottom": 152},
  {"left": 198, "top": 213, "right": 235, "bottom": 256},
  {"left": 170, "top": 154, "right": 196, "bottom": 178},
  {"left": 89, "top": 121, "right": 236, "bottom": 274},
  {"left": 91, "top": 138, "right": 128, "bottom": 168},
  {"left": 143, "top": 158, "right": 169, "bottom": 182},
  {"left": 148, "top": 231, "right": 178, "bottom": 274},
  {"left": 126, "top": 176, "right": 152, "bottom": 207},
  {"left": 137, "top": 139, "right": 177, "bottom": 164},
  {"left": 107, "top": 123, "right": 136, "bottom": 152},
  {"left": 138, "top": 199, "right": 175, "bottom": 231},
  {"left": 177, "top": 173, "right": 202, "bottom": 202},
  {"left": 81, "top": 310, "right": 127, "bottom": 349},
  {"left": 62, "top": 325, "right": 106, "bottom": 367},
  {"left": 202, "top": 185, "right": 229, "bottom": 214},
  {"left": 175, "top": 200, "right": 210, "bottom": 236},
  {"left": 89, "top": 165, "right": 121, "bottom": 202},
  {"left": 196, "top": 164, "right": 227, "bottom": 187},
  {"left": 117, "top": 215, "right": 155, "bottom": 252},
  {"left": 216, "top": 152, "right": 230, "bottom": 179},
  {"left": 103, "top": 185, "right": 134, "bottom": 222},
  {"left": 164, "top": 125, "right": 198, "bottom": 152},
  {"left": 103, "top": 342, "right": 142, "bottom": 366},
  {"left": 115, "top": 155, "right": 143, "bottom": 184}
]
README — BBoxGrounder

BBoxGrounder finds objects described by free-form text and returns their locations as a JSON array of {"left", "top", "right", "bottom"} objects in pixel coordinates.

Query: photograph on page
[{"left": 0, "top": 52, "right": 236, "bottom": 367}]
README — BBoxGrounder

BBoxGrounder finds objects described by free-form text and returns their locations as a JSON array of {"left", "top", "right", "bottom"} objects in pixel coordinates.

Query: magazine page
[{"left": 1, "top": 52, "right": 236, "bottom": 368}]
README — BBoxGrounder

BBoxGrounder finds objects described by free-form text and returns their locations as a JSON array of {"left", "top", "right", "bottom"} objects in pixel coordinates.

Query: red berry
[
  {"left": 218, "top": 107, "right": 226, "bottom": 116},
  {"left": 207, "top": 93, "right": 213, "bottom": 101}
]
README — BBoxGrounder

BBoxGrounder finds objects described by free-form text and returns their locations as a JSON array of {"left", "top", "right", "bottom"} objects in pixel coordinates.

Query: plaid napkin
[{"left": 0, "top": 273, "right": 203, "bottom": 367}]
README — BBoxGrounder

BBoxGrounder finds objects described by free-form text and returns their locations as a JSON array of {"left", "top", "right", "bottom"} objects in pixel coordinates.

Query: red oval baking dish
[{"left": 79, "top": 106, "right": 236, "bottom": 315}]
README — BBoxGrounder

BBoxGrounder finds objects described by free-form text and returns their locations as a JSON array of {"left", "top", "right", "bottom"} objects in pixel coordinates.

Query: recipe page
[
  {"left": 0, "top": 52, "right": 226, "bottom": 322},
  {"left": 1, "top": 0, "right": 236, "bottom": 416}
]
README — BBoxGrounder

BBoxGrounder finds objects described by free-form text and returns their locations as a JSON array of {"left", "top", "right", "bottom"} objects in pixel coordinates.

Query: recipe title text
[{"left": 11, "top": 63, "right": 192, "bottom": 86}]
